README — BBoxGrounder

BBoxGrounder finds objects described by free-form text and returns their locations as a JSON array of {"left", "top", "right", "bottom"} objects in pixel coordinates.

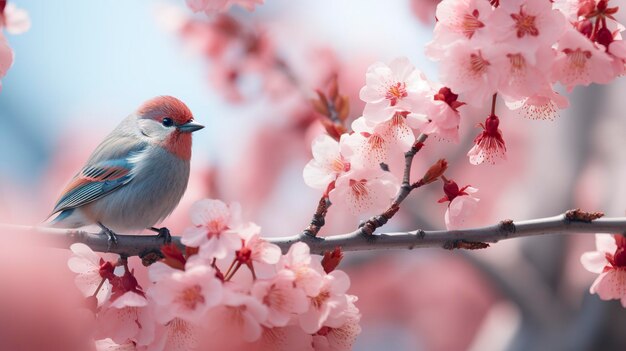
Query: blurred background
[{"left": 1, "top": 0, "right": 626, "bottom": 350}]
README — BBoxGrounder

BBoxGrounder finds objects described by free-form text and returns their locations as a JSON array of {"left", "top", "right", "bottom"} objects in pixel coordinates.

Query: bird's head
[{"left": 136, "top": 96, "right": 204, "bottom": 160}]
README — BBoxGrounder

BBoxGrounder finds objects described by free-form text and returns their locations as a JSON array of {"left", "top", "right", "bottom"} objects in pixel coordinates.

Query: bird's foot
[
  {"left": 97, "top": 222, "right": 118, "bottom": 251},
  {"left": 150, "top": 227, "right": 172, "bottom": 244}
]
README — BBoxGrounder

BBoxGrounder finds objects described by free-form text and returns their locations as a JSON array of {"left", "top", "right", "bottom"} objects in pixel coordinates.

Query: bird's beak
[{"left": 178, "top": 121, "right": 205, "bottom": 133}]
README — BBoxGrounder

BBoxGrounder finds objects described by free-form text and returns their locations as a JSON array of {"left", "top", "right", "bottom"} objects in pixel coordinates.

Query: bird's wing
[
  {"left": 50, "top": 158, "right": 137, "bottom": 215},
  {"left": 50, "top": 131, "right": 149, "bottom": 215}
]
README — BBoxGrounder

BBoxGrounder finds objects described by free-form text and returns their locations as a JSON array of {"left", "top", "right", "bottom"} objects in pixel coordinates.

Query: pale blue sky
[{"left": 0, "top": 0, "right": 434, "bottom": 183}]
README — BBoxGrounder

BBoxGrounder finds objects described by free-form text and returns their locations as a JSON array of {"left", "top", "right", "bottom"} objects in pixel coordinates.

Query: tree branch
[{"left": 2, "top": 210, "right": 624, "bottom": 257}]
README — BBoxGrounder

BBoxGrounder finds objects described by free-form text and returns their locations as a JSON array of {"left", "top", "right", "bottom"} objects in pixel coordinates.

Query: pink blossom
[
  {"left": 182, "top": 199, "right": 244, "bottom": 259},
  {"left": 0, "top": 32, "right": 13, "bottom": 91},
  {"left": 185, "top": 0, "right": 264, "bottom": 14},
  {"left": 420, "top": 86, "right": 465, "bottom": 142},
  {"left": 359, "top": 57, "right": 429, "bottom": 124},
  {"left": 489, "top": 0, "right": 566, "bottom": 57},
  {"left": 433, "top": 0, "right": 493, "bottom": 41},
  {"left": 312, "top": 296, "right": 361, "bottom": 351},
  {"left": 299, "top": 270, "right": 352, "bottom": 334},
  {"left": 467, "top": 114, "right": 507, "bottom": 165},
  {"left": 581, "top": 234, "right": 626, "bottom": 306},
  {"left": 504, "top": 87, "right": 569, "bottom": 120},
  {"left": 493, "top": 45, "right": 555, "bottom": 101},
  {"left": 235, "top": 224, "right": 282, "bottom": 275},
  {"left": 343, "top": 116, "right": 418, "bottom": 169},
  {"left": 1, "top": 3, "right": 31, "bottom": 34},
  {"left": 147, "top": 262, "right": 223, "bottom": 324},
  {"left": 251, "top": 270, "right": 309, "bottom": 327},
  {"left": 95, "top": 291, "right": 155, "bottom": 346},
  {"left": 553, "top": 29, "right": 615, "bottom": 91},
  {"left": 146, "top": 318, "right": 200, "bottom": 351},
  {"left": 330, "top": 167, "right": 399, "bottom": 216},
  {"left": 68, "top": 243, "right": 115, "bottom": 305},
  {"left": 426, "top": 0, "right": 494, "bottom": 59},
  {"left": 205, "top": 287, "right": 269, "bottom": 342},
  {"left": 303, "top": 134, "right": 352, "bottom": 190},
  {"left": 438, "top": 178, "right": 479, "bottom": 230},
  {"left": 278, "top": 242, "right": 325, "bottom": 297},
  {"left": 437, "top": 41, "right": 502, "bottom": 106}
]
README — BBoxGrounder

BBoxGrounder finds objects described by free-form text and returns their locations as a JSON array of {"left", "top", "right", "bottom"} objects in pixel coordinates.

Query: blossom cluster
[
  {"left": 429, "top": 0, "right": 625, "bottom": 110},
  {"left": 68, "top": 199, "right": 361, "bottom": 351},
  {"left": 303, "top": 56, "right": 478, "bottom": 229},
  {"left": 0, "top": 1, "right": 30, "bottom": 91},
  {"left": 427, "top": 0, "right": 625, "bottom": 164}
]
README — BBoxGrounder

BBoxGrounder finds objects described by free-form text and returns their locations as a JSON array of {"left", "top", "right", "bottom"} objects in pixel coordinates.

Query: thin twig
[
  {"left": 2, "top": 210, "right": 624, "bottom": 257},
  {"left": 359, "top": 133, "right": 428, "bottom": 235}
]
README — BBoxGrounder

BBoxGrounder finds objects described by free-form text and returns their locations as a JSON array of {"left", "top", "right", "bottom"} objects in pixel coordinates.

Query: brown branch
[
  {"left": 4, "top": 213, "right": 622, "bottom": 258},
  {"left": 302, "top": 195, "right": 331, "bottom": 237}
]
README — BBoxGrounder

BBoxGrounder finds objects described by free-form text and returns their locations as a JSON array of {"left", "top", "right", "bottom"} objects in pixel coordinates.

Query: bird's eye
[{"left": 162, "top": 117, "right": 174, "bottom": 127}]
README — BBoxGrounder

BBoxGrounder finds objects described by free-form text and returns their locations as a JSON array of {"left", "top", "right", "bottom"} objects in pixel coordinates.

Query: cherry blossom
[
  {"left": 299, "top": 270, "right": 351, "bottom": 334},
  {"left": 205, "top": 287, "right": 269, "bottom": 342},
  {"left": 420, "top": 86, "right": 465, "bottom": 142},
  {"left": 67, "top": 243, "right": 115, "bottom": 305},
  {"left": 494, "top": 45, "right": 555, "bottom": 101},
  {"left": 1, "top": 3, "right": 31, "bottom": 34},
  {"left": 251, "top": 270, "right": 309, "bottom": 327},
  {"left": 95, "top": 291, "right": 155, "bottom": 346},
  {"left": 329, "top": 167, "right": 399, "bottom": 216},
  {"left": 342, "top": 116, "right": 417, "bottom": 169},
  {"left": 359, "top": 57, "right": 429, "bottom": 124},
  {"left": 438, "top": 178, "right": 480, "bottom": 230},
  {"left": 147, "top": 318, "right": 200, "bottom": 351},
  {"left": 467, "top": 114, "right": 507, "bottom": 165},
  {"left": 303, "top": 134, "right": 352, "bottom": 190},
  {"left": 181, "top": 199, "right": 244, "bottom": 259},
  {"left": 278, "top": 242, "right": 325, "bottom": 297},
  {"left": 553, "top": 29, "right": 615, "bottom": 91},
  {"left": 437, "top": 41, "right": 502, "bottom": 106},
  {"left": 147, "top": 262, "right": 223, "bottom": 324},
  {"left": 504, "top": 87, "right": 569, "bottom": 120},
  {"left": 489, "top": 0, "right": 566, "bottom": 57},
  {"left": 185, "top": 0, "right": 264, "bottom": 15},
  {"left": 433, "top": 0, "right": 493, "bottom": 41},
  {"left": 235, "top": 224, "right": 282, "bottom": 274},
  {"left": 311, "top": 296, "right": 361, "bottom": 351},
  {"left": 581, "top": 234, "right": 626, "bottom": 306}
]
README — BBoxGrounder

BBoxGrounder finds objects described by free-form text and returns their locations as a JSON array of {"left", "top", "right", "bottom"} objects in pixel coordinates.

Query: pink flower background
[{"left": 1, "top": 0, "right": 626, "bottom": 350}]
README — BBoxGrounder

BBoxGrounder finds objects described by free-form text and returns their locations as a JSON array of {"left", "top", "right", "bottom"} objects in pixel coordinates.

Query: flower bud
[
  {"left": 421, "top": 159, "right": 448, "bottom": 185},
  {"left": 322, "top": 247, "right": 343, "bottom": 273}
]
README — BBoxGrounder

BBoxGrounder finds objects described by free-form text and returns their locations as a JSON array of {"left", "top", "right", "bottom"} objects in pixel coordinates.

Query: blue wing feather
[{"left": 51, "top": 158, "right": 137, "bottom": 215}]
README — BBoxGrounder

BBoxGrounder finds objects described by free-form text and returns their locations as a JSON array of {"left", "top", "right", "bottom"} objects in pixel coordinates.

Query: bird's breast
[{"left": 87, "top": 146, "right": 191, "bottom": 231}]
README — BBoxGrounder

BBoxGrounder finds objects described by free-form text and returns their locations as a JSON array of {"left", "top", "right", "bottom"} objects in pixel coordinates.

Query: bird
[{"left": 47, "top": 96, "right": 204, "bottom": 246}]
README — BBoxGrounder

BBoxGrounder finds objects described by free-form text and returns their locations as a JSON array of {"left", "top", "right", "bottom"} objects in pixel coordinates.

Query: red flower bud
[
  {"left": 322, "top": 247, "right": 343, "bottom": 273},
  {"left": 421, "top": 159, "right": 448, "bottom": 185}
]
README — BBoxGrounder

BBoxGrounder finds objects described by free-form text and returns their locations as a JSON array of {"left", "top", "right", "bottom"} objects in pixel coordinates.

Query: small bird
[{"left": 47, "top": 96, "right": 204, "bottom": 245}]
